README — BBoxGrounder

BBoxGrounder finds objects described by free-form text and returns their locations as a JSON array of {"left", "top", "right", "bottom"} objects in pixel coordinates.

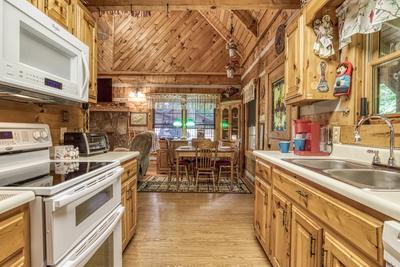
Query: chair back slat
[{"left": 195, "top": 140, "right": 217, "bottom": 169}]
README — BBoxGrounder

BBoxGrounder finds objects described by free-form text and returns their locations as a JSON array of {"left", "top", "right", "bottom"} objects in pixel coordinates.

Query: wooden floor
[{"left": 123, "top": 192, "right": 271, "bottom": 266}]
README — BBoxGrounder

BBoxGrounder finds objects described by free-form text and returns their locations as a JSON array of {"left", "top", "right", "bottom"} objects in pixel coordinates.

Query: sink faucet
[{"left": 354, "top": 115, "right": 396, "bottom": 167}]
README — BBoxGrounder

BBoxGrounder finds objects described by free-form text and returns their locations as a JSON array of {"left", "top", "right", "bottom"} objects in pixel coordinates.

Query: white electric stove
[{"left": 0, "top": 123, "right": 123, "bottom": 267}]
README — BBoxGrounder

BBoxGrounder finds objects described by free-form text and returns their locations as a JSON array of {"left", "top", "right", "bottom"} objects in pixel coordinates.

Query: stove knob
[
  {"left": 40, "top": 130, "right": 48, "bottom": 140},
  {"left": 32, "top": 131, "right": 41, "bottom": 140}
]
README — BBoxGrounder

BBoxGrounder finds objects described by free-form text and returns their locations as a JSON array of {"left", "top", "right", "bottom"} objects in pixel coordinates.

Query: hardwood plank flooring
[{"left": 123, "top": 193, "right": 271, "bottom": 266}]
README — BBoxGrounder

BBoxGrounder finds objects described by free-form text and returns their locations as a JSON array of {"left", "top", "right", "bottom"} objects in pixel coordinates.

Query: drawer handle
[
  {"left": 296, "top": 190, "right": 309, "bottom": 200},
  {"left": 310, "top": 236, "right": 316, "bottom": 256}
]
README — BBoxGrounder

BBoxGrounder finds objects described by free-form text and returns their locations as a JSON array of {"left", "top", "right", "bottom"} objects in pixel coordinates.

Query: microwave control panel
[{"left": 2, "top": 62, "right": 76, "bottom": 95}]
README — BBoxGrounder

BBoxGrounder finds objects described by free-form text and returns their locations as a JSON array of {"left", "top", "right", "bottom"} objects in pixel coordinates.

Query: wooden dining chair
[
  {"left": 166, "top": 140, "right": 190, "bottom": 184},
  {"left": 217, "top": 145, "right": 240, "bottom": 189},
  {"left": 194, "top": 140, "right": 218, "bottom": 190}
]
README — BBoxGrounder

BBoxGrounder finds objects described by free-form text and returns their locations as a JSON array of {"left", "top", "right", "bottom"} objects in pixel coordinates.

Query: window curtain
[
  {"left": 242, "top": 79, "right": 256, "bottom": 104},
  {"left": 147, "top": 94, "right": 218, "bottom": 110},
  {"left": 337, "top": 0, "right": 400, "bottom": 49}
]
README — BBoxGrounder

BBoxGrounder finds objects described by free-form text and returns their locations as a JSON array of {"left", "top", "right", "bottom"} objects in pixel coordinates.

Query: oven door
[
  {"left": 44, "top": 166, "right": 123, "bottom": 265},
  {"left": 56, "top": 205, "right": 124, "bottom": 267},
  {"left": 0, "top": 0, "right": 89, "bottom": 102}
]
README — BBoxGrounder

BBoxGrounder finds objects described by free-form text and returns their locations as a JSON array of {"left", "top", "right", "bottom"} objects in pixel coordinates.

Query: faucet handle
[{"left": 367, "top": 149, "right": 381, "bottom": 165}]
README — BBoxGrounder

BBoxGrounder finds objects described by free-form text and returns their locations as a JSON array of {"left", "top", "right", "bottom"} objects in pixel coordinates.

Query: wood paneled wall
[{"left": 0, "top": 100, "right": 85, "bottom": 145}]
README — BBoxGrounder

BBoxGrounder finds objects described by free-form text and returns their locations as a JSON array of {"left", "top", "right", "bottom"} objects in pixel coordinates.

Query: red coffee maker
[{"left": 293, "top": 120, "right": 329, "bottom": 156}]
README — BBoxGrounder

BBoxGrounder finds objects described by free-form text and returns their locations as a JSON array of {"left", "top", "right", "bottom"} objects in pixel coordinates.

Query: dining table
[{"left": 175, "top": 145, "right": 235, "bottom": 183}]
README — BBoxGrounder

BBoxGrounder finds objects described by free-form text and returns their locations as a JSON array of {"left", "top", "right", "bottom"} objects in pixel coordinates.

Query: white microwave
[{"left": 0, "top": 0, "right": 89, "bottom": 103}]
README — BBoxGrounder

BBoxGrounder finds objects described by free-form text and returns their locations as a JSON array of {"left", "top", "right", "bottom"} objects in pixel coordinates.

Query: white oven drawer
[
  {"left": 56, "top": 205, "right": 124, "bottom": 267},
  {"left": 44, "top": 166, "right": 123, "bottom": 265}
]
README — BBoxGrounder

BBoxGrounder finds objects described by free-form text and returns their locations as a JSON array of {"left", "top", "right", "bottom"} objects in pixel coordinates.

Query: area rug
[{"left": 138, "top": 175, "right": 251, "bottom": 194}]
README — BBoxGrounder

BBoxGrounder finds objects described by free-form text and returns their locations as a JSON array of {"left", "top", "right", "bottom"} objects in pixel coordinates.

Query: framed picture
[
  {"left": 130, "top": 112, "right": 148, "bottom": 126},
  {"left": 268, "top": 58, "right": 291, "bottom": 140},
  {"left": 272, "top": 79, "right": 286, "bottom": 132}
]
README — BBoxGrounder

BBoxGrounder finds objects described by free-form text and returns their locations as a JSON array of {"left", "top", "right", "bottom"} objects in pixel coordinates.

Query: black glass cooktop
[{"left": 1, "top": 161, "right": 114, "bottom": 188}]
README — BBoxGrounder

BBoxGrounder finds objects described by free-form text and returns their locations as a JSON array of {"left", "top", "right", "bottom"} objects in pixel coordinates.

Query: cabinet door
[
  {"left": 254, "top": 177, "right": 272, "bottom": 253},
  {"left": 324, "top": 232, "right": 371, "bottom": 267},
  {"left": 44, "top": 0, "right": 73, "bottom": 32},
  {"left": 285, "top": 13, "right": 303, "bottom": 101},
  {"left": 291, "top": 206, "right": 322, "bottom": 267},
  {"left": 221, "top": 108, "right": 230, "bottom": 140},
  {"left": 0, "top": 206, "right": 30, "bottom": 267},
  {"left": 271, "top": 191, "right": 291, "bottom": 267},
  {"left": 231, "top": 107, "right": 240, "bottom": 139},
  {"left": 128, "top": 178, "right": 137, "bottom": 239},
  {"left": 121, "top": 182, "right": 129, "bottom": 250},
  {"left": 76, "top": 5, "right": 97, "bottom": 103}
]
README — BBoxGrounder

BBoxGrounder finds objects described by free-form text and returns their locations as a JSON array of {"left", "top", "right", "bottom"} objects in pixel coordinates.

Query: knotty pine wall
[
  {"left": 0, "top": 100, "right": 85, "bottom": 145},
  {"left": 240, "top": 9, "right": 295, "bottom": 177}
]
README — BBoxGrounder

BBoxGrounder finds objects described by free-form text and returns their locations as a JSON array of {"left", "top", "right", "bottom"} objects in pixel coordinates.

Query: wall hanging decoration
[
  {"left": 317, "top": 61, "right": 329, "bottom": 92},
  {"left": 313, "top": 15, "right": 335, "bottom": 58},
  {"left": 271, "top": 78, "right": 286, "bottom": 132},
  {"left": 221, "top": 86, "right": 240, "bottom": 101},
  {"left": 225, "top": 62, "right": 237, "bottom": 79},
  {"left": 333, "top": 60, "right": 353, "bottom": 97},
  {"left": 130, "top": 112, "right": 148, "bottom": 126},
  {"left": 275, "top": 24, "right": 286, "bottom": 55},
  {"left": 337, "top": 0, "right": 400, "bottom": 49},
  {"left": 225, "top": 12, "right": 240, "bottom": 78}
]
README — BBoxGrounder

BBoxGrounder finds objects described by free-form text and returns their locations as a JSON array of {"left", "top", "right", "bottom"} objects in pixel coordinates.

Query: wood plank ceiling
[{"left": 95, "top": 9, "right": 267, "bottom": 75}]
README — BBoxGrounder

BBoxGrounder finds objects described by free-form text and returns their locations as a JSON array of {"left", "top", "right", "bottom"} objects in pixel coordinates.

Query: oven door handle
[
  {"left": 57, "top": 206, "right": 124, "bottom": 267},
  {"left": 51, "top": 167, "right": 123, "bottom": 210}
]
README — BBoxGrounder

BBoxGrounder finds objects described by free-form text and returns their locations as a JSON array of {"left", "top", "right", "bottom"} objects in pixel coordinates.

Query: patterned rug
[{"left": 138, "top": 175, "right": 251, "bottom": 194}]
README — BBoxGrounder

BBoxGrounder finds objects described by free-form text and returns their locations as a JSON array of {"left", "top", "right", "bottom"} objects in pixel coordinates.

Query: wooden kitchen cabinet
[
  {"left": 254, "top": 157, "right": 385, "bottom": 267},
  {"left": 270, "top": 191, "right": 291, "bottom": 267},
  {"left": 43, "top": 0, "right": 74, "bottom": 32},
  {"left": 0, "top": 205, "right": 30, "bottom": 267},
  {"left": 324, "top": 232, "right": 371, "bottom": 267},
  {"left": 27, "top": 0, "right": 45, "bottom": 11},
  {"left": 284, "top": 10, "right": 338, "bottom": 106},
  {"left": 74, "top": 2, "right": 98, "bottom": 103},
  {"left": 290, "top": 206, "right": 322, "bottom": 267},
  {"left": 220, "top": 100, "right": 241, "bottom": 141},
  {"left": 121, "top": 159, "right": 138, "bottom": 251},
  {"left": 254, "top": 176, "right": 272, "bottom": 254}
]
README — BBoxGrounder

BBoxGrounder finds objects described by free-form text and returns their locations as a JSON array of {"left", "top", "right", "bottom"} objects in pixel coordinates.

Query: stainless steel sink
[
  {"left": 283, "top": 158, "right": 400, "bottom": 191},
  {"left": 324, "top": 169, "right": 400, "bottom": 191},
  {"left": 286, "top": 159, "right": 370, "bottom": 170}
]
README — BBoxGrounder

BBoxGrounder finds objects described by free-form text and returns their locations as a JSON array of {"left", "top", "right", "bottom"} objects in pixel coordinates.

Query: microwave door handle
[
  {"left": 52, "top": 168, "right": 123, "bottom": 210},
  {"left": 60, "top": 206, "right": 124, "bottom": 267},
  {"left": 81, "top": 52, "right": 90, "bottom": 98}
]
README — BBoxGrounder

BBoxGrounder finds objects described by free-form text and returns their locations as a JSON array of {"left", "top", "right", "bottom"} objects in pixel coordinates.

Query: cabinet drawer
[
  {"left": 122, "top": 159, "right": 137, "bottom": 183},
  {"left": 0, "top": 212, "right": 25, "bottom": 264},
  {"left": 272, "top": 168, "right": 383, "bottom": 264},
  {"left": 256, "top": 160, "right": 272, "bottom": 184}
]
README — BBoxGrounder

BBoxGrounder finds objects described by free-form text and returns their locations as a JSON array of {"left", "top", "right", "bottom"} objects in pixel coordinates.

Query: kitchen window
[{"left": 371, "top": 18, "right": 400, "bottom": 115}]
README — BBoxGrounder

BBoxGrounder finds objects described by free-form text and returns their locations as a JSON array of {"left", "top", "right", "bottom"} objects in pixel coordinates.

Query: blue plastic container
[
  {"left": 279, "top": 141, "right": 290, "bottom": 153},
  {"left": 294, "top": 139, "right": 305, "bottom": 151}
]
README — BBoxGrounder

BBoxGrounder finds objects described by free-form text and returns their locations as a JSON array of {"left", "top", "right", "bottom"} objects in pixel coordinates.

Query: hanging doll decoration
[
  {"left": 313, "top": 15, "right": 335, "bottom": 59},
  {"left": 333, "top": 60, "right": 353, "bottom": 97}
]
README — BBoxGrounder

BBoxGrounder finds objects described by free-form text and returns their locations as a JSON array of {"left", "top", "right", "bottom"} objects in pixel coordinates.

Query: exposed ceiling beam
[
  {"left": 231, "top": 10, "right": 258, "bottom": 37},
  {"left": 87, "top": 0, "right": 300, "bottom": 10},
  {"left": 198, "top": 10, "right": 243, "bottom": 59}
]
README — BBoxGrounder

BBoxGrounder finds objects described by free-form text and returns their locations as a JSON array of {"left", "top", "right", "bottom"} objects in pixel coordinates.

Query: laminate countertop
[
  {"left": 80, "top": 151, "right": 140, "bottom": 163},
  {"left": 253, "top": 145, "right": 400, "bottom": 221},
  {"left": 0, "top": 191, "right": 35, "bottom": 214}
]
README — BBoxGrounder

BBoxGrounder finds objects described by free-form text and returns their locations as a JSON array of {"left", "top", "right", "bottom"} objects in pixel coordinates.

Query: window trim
[{"left": 369, "top": 30, "right": 400, "bottom": 118}]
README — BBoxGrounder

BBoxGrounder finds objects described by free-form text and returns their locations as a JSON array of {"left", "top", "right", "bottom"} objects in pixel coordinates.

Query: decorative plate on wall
[{"left": 275, "top": 24, "right": 286, "bottom": 55}]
